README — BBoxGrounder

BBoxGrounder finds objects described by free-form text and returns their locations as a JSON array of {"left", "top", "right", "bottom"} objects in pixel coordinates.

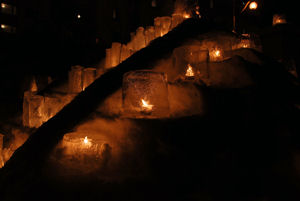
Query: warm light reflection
[
  {"left": 185, "top": 64, "right": 194, "bottom": 77},
  {"left": 141, "top": 99, "right": 153, "bottom": 111},
  {"left": 1, "top": 3, "right": 6, "bottom": 8},
  {"left": 249, "top": 2, "right": 258, "bottom": 10},
  {"left": 183, "top": 13, "right": 191, "bottom": 19}
]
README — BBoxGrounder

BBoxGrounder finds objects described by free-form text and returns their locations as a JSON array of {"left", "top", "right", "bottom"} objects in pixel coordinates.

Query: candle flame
[
  {"left": 185, "top": 64, "right": 194, "bottom": 77},
  {"left": 84, "top": 136, "right": 88, "bottom": 144},
  {"left": 214, "top": 50, "right": 221, "bottom": 57},
  {"left": 141, "top": 99, "right": 153, "bottom": 110}
]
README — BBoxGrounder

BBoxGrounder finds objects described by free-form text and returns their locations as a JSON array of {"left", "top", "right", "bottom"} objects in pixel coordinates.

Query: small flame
[
  {"left": 185, "top": 64, "right": 194, "bottom": 77},
  {"left": 83, "top": 136, "right": 89, "bottom": 144},
  {"left": 214, "top": 50, "right": 221, "bottom": 57},
  {"left": 30, "top": 77, "right": 38, "bottom": 92},
  {"left": 141, "top": 99, "right": 153, "bottom": 110}
]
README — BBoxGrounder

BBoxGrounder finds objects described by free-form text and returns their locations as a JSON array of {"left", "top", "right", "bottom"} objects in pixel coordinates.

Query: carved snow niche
[
  {"left": 171, "top": 46, "right": 209, "bottom": 82},
  {"left": 122, "top": 70, "right": 169, "bottom": 119},
  {"left": 22, "top": 91, "right": 44, "bottom": 128},
  {"left": 111, "top": 42, "right": 122, "bottom": 67}
]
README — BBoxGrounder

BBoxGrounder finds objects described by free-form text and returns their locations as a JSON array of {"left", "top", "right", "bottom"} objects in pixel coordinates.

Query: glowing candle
[
  {"left": 83, "top": 136, "right": 88, "bottom": 144},
  {"left": 185, "top": 64, "right": 195, "bottom": 77},
  {"left": 209, "top": 48, "right": 223, "bottom": 62},
  {"left": 141, "top": 99, "right": 153, "bottom": 114}
]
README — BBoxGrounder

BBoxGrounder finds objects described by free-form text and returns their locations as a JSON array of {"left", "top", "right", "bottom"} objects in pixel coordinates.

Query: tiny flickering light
[
  {"left": 1, "top": 3, "right": 6, "bottom": 8},
  {"left": 83, "top": 136, "right": 89, "bottom": 144},
  {"left": 249, "top": 2, "right": 258, "bottom": 10},
  {"left": 214, "top": 50, "right": 221, "bottom": 57},
  {"left": 1, "top": 24, "right": 6, "bottom": 29},
  {"left": 77, "top": 14, "right": 81, "bottom": 19},
  {"left": 209, "top": 48, "right": 223, "bottom": 62},
  {"left": 141, "top": 99, "right": 153, "bottom": 113},
  {"left": 195, "top": 5, "right": 201, "bottom": 18},
  {"left": 273, "top": 14, "right": 287, "bottom": 26},
  {"left": 185, "top": 64, "right": 195, "bottom": 77},
  {"left": 183, "top": 13, "right": 191, "bottom": 19}
]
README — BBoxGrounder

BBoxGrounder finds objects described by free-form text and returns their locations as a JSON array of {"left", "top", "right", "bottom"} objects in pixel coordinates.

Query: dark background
[{"left": 0, "top": 0, "right": 299, "bottom": 121}]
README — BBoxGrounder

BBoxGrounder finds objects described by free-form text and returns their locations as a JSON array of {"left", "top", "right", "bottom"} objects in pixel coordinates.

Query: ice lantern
[
  {"left": 122, "top": 70, "right": 169, "bottom": 119},
  {"left": 273, "top": 14, "right": 287, "bottom": 26}
]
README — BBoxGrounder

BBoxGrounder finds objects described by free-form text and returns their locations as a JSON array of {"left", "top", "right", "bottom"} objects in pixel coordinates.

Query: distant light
[
  {"left": 1, "top": 24, "right": 6, "bottom": 29},
  {"left": 112, "top": 9, "right": 116, "bottom": 19},
  {"left": 151, "top": 0, "right": 157, "bottom": 7},
  {"left": 1, "top": 3, "right": 6, "bottom": 8},
  {"left": 77, "top": 14, "right": 81, "bottom": 19},
  {"left": 249, "top": 2, "right": 258, "bottom": 10},
  {"left": 273, "top": 14, "right": 287, "bottom": 26}
]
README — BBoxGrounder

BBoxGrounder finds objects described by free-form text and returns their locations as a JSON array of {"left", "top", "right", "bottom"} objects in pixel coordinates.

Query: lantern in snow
[
  {"left": 23, "top": 91, "right": 45, "bottom": 128},
  {"left": 209, "top": 48, "right": 224, "bottom": 62},
  {"left": 185, "top": 64, "right": 195, "bottom": 77},
  {"left": 122, "top": 70, "right": 169, "bottom": 118},
  {"left": 273, "top": 14, "right": 287, "bottom": 26},
  {"left": 239, "top": 38, "right": 251, "bottom": 48},
  {"left": 62, "top": 134, "right": 99, "bottom": 156},
  {"left": 145, "top": 26, "right": 156, "bottom": 45},
  {"left": 154, "top": 17, "right": 172, "bottom": 37},
  {"left": 68, "top": 65, "right": 83, "bottom": 93},
  {"left": 82, "top": 68, "right": 96, "bottom": 90},
  {"left": 111, "top": 42, "right": 122, "bottom": 67},
  {"left": 83, "top": 136, "right": 92, "bottom": 148}
]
